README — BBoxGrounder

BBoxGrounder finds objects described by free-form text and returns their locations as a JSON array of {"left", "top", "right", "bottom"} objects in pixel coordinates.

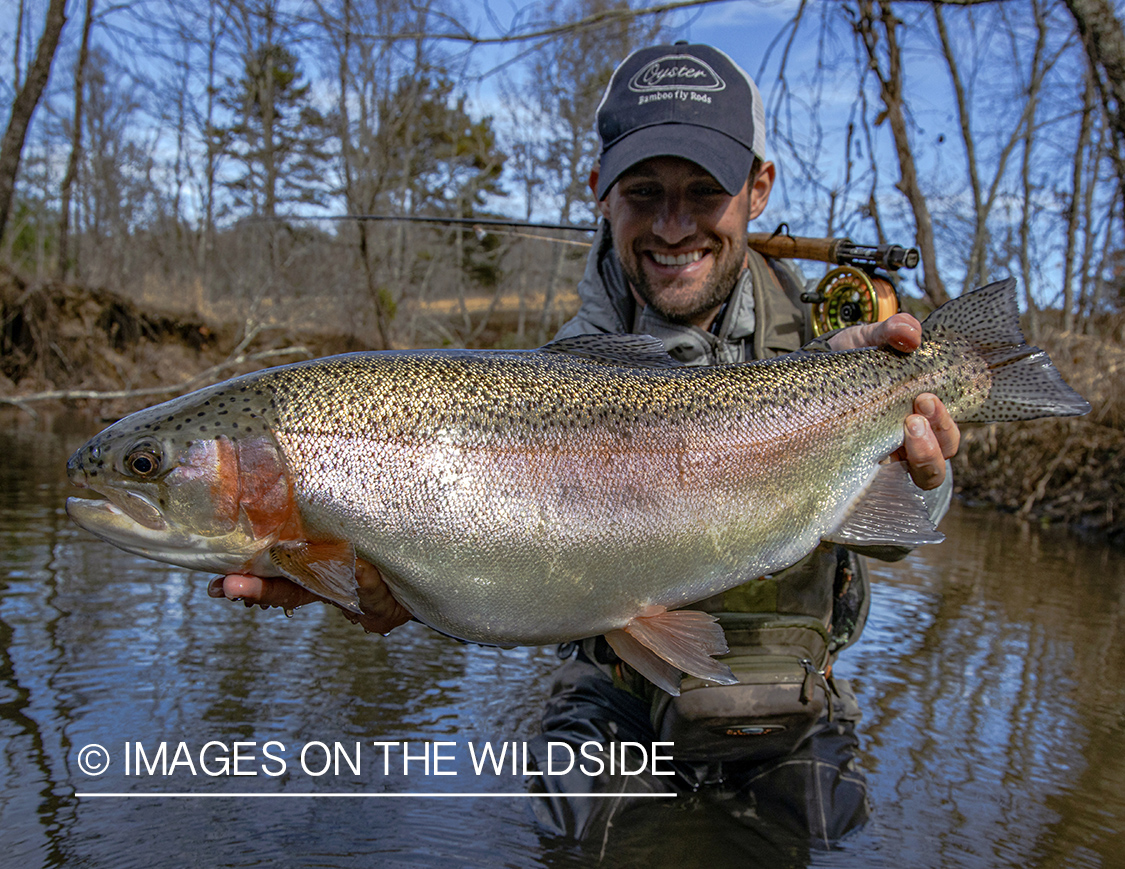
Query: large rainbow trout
[{"left": 67, "top": 279, "right": 1089, "bottom": 693}]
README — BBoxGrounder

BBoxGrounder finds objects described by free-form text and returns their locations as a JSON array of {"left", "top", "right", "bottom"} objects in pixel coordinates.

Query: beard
[{"left": 608, "top": 223, "right": 747, "bottom": 326}]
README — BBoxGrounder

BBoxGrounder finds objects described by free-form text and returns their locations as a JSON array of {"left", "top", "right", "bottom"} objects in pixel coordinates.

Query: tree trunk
[
  {"left": 58, "top": 0, "right": 95, "bottom": 278},
  {"left": 855, "top": 0, "right": 949, "bottom": 306},
  {"left": 1063, "top": 74, "right": 1096, "bottom": 333},
  {"left": 1019, "top": 99, "right": 1040, "bottom": 342},
  {"left": 1064, "top": 0, "right": 1125, "bottom": 195},
  {"left": 0, "top": 0, "right": 68, "bottom": 246},
  {"left": 933, "top": 3, "right": 986, "bottom": 291}
]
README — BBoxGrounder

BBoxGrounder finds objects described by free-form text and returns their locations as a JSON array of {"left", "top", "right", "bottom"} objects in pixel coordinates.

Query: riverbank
[{"left": 3, "top": 269, "right": 1121, "bottom": 540}]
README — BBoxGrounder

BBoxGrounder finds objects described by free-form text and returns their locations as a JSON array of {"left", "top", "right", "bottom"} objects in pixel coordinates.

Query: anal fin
[
  {"left": 268, "top": 540, "right": 360, "bottom": 612},
  {"left": 605, "top": 607, "right": 736, "bottom": 697},
  {"left": 825, "top": 461, "right": 945, "bottom": 550}
]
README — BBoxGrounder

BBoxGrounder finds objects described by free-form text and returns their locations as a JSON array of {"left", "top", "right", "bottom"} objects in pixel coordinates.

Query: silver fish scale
[
  {"left": 251, "top": 342, "right": 988, "bottom": 645},
  {"left": 259, "top": 345, "right": 979, "bottom": 440}
]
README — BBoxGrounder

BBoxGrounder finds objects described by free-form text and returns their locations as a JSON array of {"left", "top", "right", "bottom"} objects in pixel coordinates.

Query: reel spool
[{"left": 808, "top": 265, "right": 900, "bottom": 336}]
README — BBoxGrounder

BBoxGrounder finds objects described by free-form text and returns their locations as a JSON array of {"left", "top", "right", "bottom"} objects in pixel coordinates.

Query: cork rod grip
[{"left": 746, "top": 233, "right": 846, "bottom": 264}]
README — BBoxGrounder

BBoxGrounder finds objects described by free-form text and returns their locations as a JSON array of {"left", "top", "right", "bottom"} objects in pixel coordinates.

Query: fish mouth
[
  {"left": 65, "top": 495, "right": 256, "bottom": 575},
  {"left": 67, "top": 485, "right": 167, "bottom": 531},
  {"left": 66, "top": 494, "right": 164, "bottom": 543}
]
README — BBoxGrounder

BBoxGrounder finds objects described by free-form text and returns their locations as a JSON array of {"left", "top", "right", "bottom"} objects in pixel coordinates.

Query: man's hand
[
  {"left": 828, "top": 313, "right": 961, "bottom": 490},
  {"left": 207, "top": 558, "right": 412, "bottom": 635}
]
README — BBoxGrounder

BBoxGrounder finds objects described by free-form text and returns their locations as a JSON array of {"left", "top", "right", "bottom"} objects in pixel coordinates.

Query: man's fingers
[
  {"left": 827, "top": 313, "right": 921, "bottom": 352},
  {"left": 207, "top": 560, "right": 413, "bottom": 635},
  {"left": 352, "top": 560, "right": 413, "bottom": 634},
  {"left": 875, "top": 314, "right": 921, "bottom": 353},
  {"left": 901, "top": 413, "right": 946, "bottom": 490},
  {"left": 914, "top": 393, "right": 960, "bottom": 459},
  {"left": 207, "top": 574, "right": 321, "bottom": 610},
  {"left": 890, "top": 394, "right": 960, "bottom": 490}
]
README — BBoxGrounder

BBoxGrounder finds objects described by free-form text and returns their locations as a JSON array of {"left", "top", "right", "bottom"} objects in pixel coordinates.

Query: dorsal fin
[{"left": 538, "top": 334, "right": 681, "bottom": 368}]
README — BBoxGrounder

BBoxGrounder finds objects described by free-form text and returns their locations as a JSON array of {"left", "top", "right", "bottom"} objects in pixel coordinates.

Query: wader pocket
[{"left": 650, "top": 613, "right": 835, "bottom": 763}]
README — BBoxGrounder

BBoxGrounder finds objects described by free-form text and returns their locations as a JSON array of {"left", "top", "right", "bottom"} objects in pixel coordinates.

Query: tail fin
[{"left": 922, "top": 278, "right": 1091, "bottom": 423}]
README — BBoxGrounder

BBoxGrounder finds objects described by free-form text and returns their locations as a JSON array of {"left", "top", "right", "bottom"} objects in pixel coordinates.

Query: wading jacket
[{"left": 556, "top": 224, "right": 952, "bottom": 657}]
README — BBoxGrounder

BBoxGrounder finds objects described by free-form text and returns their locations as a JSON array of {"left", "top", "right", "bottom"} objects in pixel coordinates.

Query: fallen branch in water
[{"left": 0, "top": 345, "right": 313, "bottom": 416}]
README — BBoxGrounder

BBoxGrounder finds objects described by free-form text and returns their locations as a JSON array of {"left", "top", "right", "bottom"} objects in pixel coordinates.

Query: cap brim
[{"left": 596, "top": 125, "right": 756, "bottom": 200}]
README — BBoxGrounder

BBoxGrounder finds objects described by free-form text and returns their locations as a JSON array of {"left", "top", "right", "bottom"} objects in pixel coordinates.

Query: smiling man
[
  {"left": 212, "top": 41, "right": 958, "bottom": 847},
  {"left": 601, "top": 155, "right": 764, "bottom": 326}
]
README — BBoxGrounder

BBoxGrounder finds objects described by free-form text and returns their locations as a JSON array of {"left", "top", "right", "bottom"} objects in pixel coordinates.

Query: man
[{"left": 211, "top": 42, "right": 958, "bottom": 845}]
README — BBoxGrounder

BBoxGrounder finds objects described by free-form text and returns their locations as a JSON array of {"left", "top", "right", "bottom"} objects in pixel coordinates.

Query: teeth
[{"left": 652, "top": 250, "right": 704, "bottom": 267}]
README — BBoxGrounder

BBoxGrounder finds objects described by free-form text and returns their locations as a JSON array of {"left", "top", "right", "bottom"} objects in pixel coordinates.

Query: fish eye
[{"left": 124, "top": 441, "right": 163, "bottom": 478}]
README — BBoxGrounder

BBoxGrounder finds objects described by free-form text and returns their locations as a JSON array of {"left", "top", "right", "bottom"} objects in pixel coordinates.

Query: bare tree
[
  {"left": 517, "top": 0, "right": 668, "bottom": 338},
  {"left": 57, "top": 0, "right": 95, "bottom": 277},
  {"left": 1064, "top": 0, "right": 1125, "bottom": 195},
  {"left": 1063, "top": 73, "right": 1097, "bottom": 332},
  {"left": 854, "top": 0, "right": 949, "bottom": 306},
  {"left": 0, "top": 0, "right": 67, "bottom": 246}
]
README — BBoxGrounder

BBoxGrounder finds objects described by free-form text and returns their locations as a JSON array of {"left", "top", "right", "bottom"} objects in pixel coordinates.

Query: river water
[{"left": 1, "top": 417, "right": 1123, "bottom": 869}]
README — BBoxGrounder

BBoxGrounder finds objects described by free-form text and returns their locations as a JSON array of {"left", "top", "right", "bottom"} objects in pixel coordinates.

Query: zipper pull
[
  {"left": 800, "top": 658, "right": 835, "bottom": 721},
  {"left": 800, "top": 658, "right": 817, "bottom": 704}
]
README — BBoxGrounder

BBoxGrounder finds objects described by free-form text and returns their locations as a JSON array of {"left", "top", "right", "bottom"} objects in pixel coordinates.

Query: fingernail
[
  {"left": 917, "top": 395, "right": 936, "bottom": 416},
  {"left": 907, "top": 416, "right": 926, "bottom": 437}
]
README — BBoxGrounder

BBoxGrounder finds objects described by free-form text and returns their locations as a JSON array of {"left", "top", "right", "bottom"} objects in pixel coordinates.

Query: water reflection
[
  {"left": 844, "top": 505, "right": 1125, "bottom": 869},
  {"left": 1, "top": 418, "right": 1123, "bottom": 868}
]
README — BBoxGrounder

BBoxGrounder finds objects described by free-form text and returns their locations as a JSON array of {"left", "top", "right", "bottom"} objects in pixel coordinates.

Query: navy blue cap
[{"left": 595, "top": 43, "right": 766, "bottom": 200}]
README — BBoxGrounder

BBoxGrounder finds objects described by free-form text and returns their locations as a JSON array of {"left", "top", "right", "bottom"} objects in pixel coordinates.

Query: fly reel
[
  {"left": 746, "top": 231, "right": 916, "bottom": 337},
  {"left": 805, "top": 266, "right": 900, "bottom": 336}
]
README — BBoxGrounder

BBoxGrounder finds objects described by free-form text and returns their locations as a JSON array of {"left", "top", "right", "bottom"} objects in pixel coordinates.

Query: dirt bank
[{"left": 0, "top": 266, "right": 365, "bottom": 419}]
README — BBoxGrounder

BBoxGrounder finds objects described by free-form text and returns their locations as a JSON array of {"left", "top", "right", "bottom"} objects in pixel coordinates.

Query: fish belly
[{"left": 274, "top": 412, "right": 898, "bottom": 645}]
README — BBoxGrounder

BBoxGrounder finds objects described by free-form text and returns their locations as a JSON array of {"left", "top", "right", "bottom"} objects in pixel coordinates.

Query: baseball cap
[{"left": 594, "top": 43, "right": 766, "bottom": 200}]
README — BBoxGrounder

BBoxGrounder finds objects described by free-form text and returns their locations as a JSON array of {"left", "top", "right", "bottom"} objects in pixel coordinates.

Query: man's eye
[{"left": 623, "top": 185, "right": 659, "bottom": 198}]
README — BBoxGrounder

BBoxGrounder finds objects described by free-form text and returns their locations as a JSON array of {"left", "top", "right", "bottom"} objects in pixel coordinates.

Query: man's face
[{"left": 595, "top": 156, "right": 773, "bottom": 328}]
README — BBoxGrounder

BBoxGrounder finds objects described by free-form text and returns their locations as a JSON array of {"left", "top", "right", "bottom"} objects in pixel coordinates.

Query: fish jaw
[{"left": 65, "top": 493, "right": 269, "bottom": 574}]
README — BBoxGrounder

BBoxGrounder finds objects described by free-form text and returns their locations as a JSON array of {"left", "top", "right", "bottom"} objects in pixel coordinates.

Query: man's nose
[{"left": 651, "top": 196, "right": 696, "bottom": 244}]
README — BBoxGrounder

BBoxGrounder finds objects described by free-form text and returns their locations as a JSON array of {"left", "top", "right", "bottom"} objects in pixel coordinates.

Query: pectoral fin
[
  {"left": 267, "top": 540, "right": 360, "bottom": 612},
  {"left": 605, "top": 606, "right": 735, "bottom": 696}
]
